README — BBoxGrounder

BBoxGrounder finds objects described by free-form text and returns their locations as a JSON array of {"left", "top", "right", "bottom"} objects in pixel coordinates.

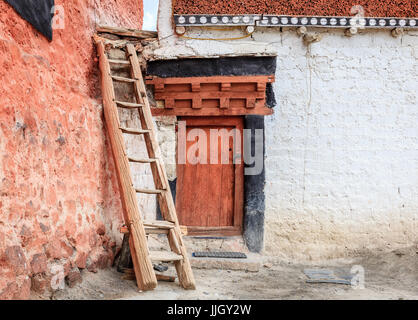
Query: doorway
[{"left": 176, "top": 116, "right": 244, "bottom": 236}]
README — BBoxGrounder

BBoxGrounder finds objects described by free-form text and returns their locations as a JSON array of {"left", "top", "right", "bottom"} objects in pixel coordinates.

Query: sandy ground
[{"left": 35, "top": 246, "right": 418, "bottom": 300}]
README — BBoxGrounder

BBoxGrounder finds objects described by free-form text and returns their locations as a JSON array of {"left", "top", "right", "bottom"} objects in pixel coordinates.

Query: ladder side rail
[{"left": 97, "top": 42, "right": 157, "bottom": 291}]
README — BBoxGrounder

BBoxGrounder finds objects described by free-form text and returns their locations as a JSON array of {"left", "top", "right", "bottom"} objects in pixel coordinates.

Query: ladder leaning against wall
[{"left": 96, "top": 41, "right": 195, "bottom": 291}]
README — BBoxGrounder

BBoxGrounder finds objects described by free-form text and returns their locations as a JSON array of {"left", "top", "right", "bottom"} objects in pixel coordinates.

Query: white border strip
[{"left": 174, "top": 14, "right": 418, "bottom": 29}]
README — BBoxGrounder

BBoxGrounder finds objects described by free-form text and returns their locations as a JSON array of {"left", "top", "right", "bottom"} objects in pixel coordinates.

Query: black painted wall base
[{"left": 243, "top": 115, "right": 265, "bottom": 253}]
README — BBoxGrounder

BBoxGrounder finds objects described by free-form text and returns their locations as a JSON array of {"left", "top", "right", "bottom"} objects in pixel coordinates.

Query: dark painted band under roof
[{"left": 147, "top": 56, "right": 277, "bottom": 78}]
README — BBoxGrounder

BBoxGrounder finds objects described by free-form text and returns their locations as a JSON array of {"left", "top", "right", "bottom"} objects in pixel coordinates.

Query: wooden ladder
[{"left": 97, "top": 42, "right": 195, "bottom": 291}]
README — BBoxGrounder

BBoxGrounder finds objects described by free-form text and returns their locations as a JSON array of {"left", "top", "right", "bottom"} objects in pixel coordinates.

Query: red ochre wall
[
  {"left": 174, "top": 0, "right": 417, "bottom": 17},
  {"left": 0, "top": 0, "right": 142, "bottom": 299}
]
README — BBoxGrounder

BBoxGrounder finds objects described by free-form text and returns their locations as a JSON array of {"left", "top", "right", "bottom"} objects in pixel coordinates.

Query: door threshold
[{"left": 184, "top": 226, "right": 242, "bottom": 237}]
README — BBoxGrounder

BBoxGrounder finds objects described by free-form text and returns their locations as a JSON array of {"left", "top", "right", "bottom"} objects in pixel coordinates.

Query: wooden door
[{"left": 176, "top": 117, "right": 244, "bottom": 236}]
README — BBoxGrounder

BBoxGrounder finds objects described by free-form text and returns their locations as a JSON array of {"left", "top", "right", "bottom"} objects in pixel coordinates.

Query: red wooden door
[{"left": 176, "top": 117, "right": 244, "bottom": 236}]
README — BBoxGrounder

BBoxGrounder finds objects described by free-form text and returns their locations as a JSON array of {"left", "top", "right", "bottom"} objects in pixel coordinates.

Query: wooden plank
[
  {"left": 112, "top": 75, "right": 136, "bottom": 83},
  {"left": 156, "top": 274, "right": 176, "bottom": 282},
  {"left": 108, "top": 59, "right": 130, "bottom": 65},
  {"left": 97, "top": 41, "right": 157, "bottom": 291},
  {"left": 115, "top": 101, "right": 144, "bottom": 109},
  {"left": 128, "top": 157, "right": 157, "bottom": 163},
  {"left": 145, "top": 228, "right": 169, "bottom": 235},
  {"left": 121, "top": 225, "right": 188, "bottom": 236},
  {"left": 93, "top": 34, "right": 142, "bottom": 49},
  {"left": 121, "top": 225, "right": 169, "bottom": 235},
  {"left": 97, "top": 25, "right": 158, "bottom": 39},
  {"left": 135, "top": 188, "right": 164, "bottom": 194},
  {"left": 120, "top": 127, "right": 150, "bottom": 135},
  {"left": 127, "top": 44, "right": 196, "bottom": 290},
  {"left": 143, "top": 221, "right": 175, "bottom": 229}
]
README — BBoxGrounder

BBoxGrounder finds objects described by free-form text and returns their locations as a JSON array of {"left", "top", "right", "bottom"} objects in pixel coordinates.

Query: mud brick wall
[
  {"left": 0, "top": 0, "right": 142, "bottom": 299},
  {"left": 174, "top": 0, "right": 417, "bottom": 17}
]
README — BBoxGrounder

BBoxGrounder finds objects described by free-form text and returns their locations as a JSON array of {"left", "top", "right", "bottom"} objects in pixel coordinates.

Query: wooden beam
[
  {"left": 93, "top": 34, "right": 141, "bottom": 48},
  {"left": 154, "top": 91, "right": 265, "bottom": 100},
  {"left": 97, "top": 25, "right": 158, "bottom": 39},
  {"left": 151, "top": 107, "right": 274, "bottom": 116},
  {"left": 146, "top": 75, "right": 275, "bottom": 84}
]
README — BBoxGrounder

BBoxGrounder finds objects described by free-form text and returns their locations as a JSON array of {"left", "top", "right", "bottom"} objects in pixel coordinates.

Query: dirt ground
[{"left": 33, "top": 246, "right": 418, "bottom": 300}]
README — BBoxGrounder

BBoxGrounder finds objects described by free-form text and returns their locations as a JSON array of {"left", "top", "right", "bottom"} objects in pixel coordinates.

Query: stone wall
[
  {"left": 155, "top": 0, "right": 418, "bottom": 261},
  {"left": 0, "top": 0, "right": 142, "bottom": 299}
]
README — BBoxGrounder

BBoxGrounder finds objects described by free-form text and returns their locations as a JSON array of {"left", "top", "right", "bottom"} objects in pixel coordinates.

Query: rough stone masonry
[{"left": 0, "top": 0, "right": 142, "bottom": 299}]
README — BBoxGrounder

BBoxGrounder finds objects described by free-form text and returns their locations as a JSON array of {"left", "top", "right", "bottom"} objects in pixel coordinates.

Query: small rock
[
  {"left": 39, "top": 223, "right": 50, "bottom": 233},
  {"left": 30, "top": 253, "right": 48, "bottom": 274},
  {"left": 96, "top": 224, "right": 106, "bottom": 236},
  {"left": 55, "top": 136, "right": 66, "bottom": 146},
  {"left": 394, "top": 249, "right": 407, "bottom": 257},
  {"left": 75, "top": 252, "right": 87, "bottom": 269},
  {"left": 31, "top": 274, "right": 50, "bottom": 294},
  {"left": 5, "top": 246, "right": 27, "bottom": 275},
  {"left": 65, "top": 268, "right": 82, "bottom": 288},
  {"left": 264, "top": 262, "right": 273, "bottom": 269}
]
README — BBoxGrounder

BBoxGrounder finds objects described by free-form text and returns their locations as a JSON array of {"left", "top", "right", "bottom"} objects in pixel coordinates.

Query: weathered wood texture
[
  {"left": 146, "top": 75, "right": 275, "bottom": 116},
  {"left": 126, "top": 44, "right": 196, "bottom": 290},
  {"left": 97, "top": 25, "right": 158, "bottom": 39},
  {"left": 176, "top": 117, "right": 244, "bottom": 236},
  {"left": 97, "top": 42, "right": 157, "bottom": 291}
]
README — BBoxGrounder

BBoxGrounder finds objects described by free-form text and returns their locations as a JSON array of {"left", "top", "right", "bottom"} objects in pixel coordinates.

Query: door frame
[{"left": 176, "top": 116, "right": 244, "bottom": 236}]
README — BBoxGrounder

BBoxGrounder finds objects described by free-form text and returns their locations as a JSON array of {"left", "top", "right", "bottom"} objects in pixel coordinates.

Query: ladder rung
[
  {"left": 135, "top": 188, "right": 164, "bottom": 194},
  {"left": 115, "top": 101, "right": 144, "bottom": 109},
  {"left": 145, "top": 228, "right": 169, "bottom": 235},
  {"left": 120, "top": 127, "right": 150, "bottom": 135},
  {"left": 122, "top": 226, "right": 187, "bottom": 235},
  {"left": 149, "top": 251, "right": 183, "bottom": 262},
  {"left": 128, "top": 157, "right": 157, "bottom": 163},
  {"left": 108, "top": 59, "right": 131, "bottom": 65},
  {"left": 143, "top": 220, "right": 175, "bottom": 229},
  {"left": 111, "top": 75, "right": 136, "bottom": 83}
]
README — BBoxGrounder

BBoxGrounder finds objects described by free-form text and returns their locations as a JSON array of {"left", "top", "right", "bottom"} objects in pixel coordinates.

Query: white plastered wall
[{"left": 154, "top": 0, "right": 418, "bottom": 260}]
